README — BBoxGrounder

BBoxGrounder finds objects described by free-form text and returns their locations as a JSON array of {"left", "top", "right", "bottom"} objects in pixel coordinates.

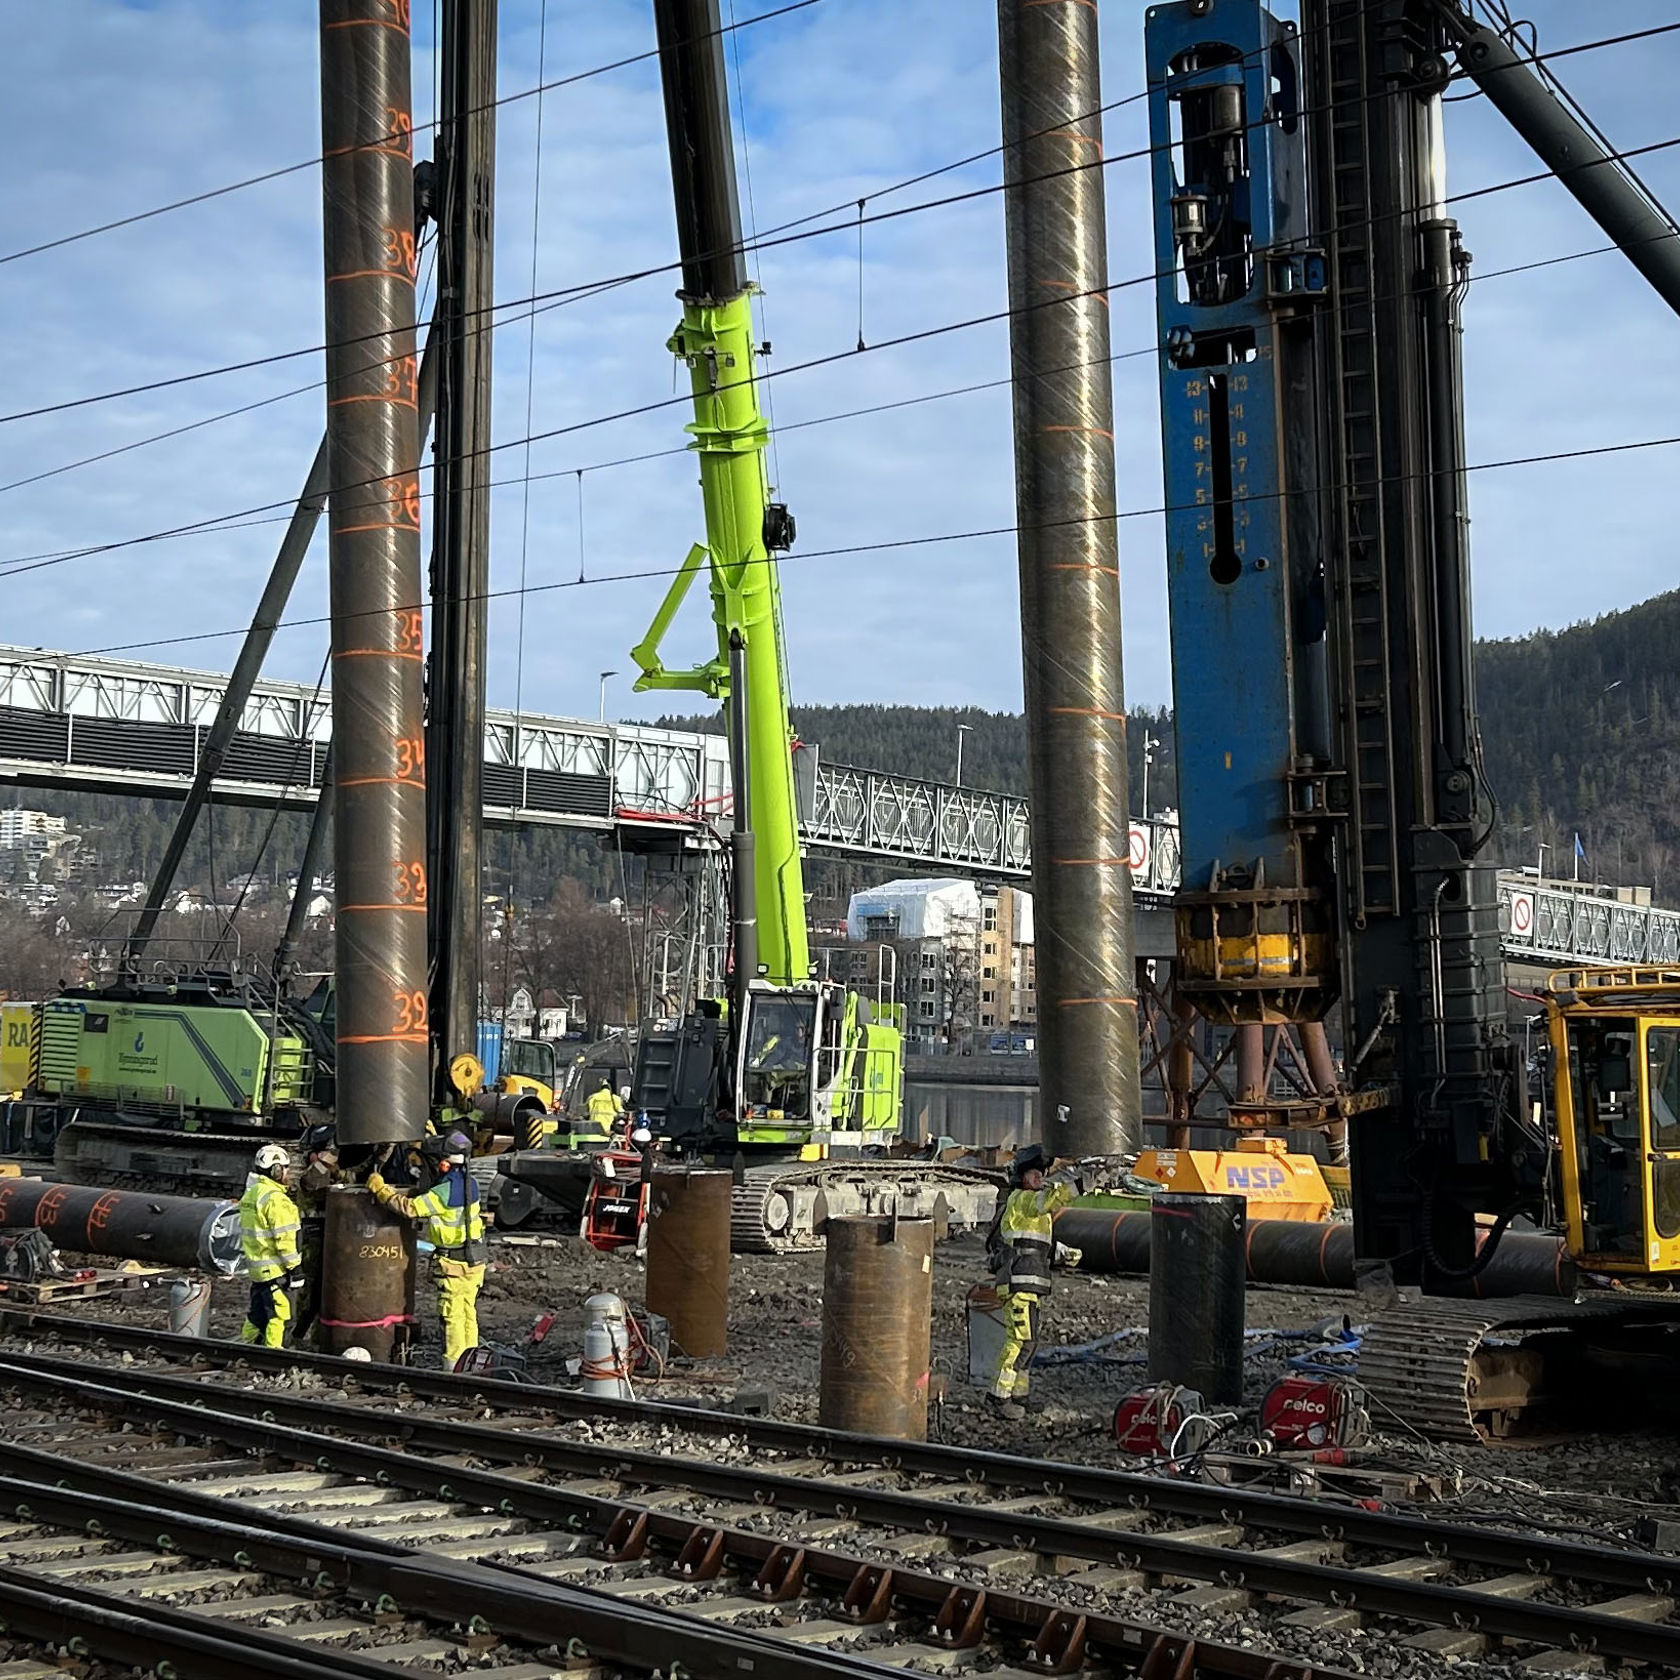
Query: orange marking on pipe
[
  {"left": 1048, "top": 562, "right": 1120, "bottom": 574},
  {"left": 1047, "top": 706, "right": 1127, "bottom": 720},
  {"left": 1034, "top": 277, "right": 1109, "bottom": 306},
  {"left": 337, "top": 1033, "right": 430, "bottom": 1045},
  {"left": 1058, "top": 996, "right": 1140, "bottom": 1009},
  {"left": 1042, "top": 424, "right": 1115, "bottom": 440},
  {"left": 1051, "top": 856, "right": 1129, "bottom": 866},
  {"left": 332, "top": 520, "right": 418, "bottom": 536},
  {"left": 1317, "top": 1221, "right": 1336, "bottom": 1285},
  {"left": 324, "top": 18, "right": 410, "bottom": 32},
  {"left": 337, "top": 904, "right": 428, "bottom": 913},
  {"left": 323, "top": 142, "right": 412, "bottom": 161},
  {"left": 335, "top": 777, "right": 425, "bottom": 790},
  {"left": 335, "top": 649, "right": 425, "bottom": 662},
  {"left": 1044, "top": 129, "right": 1103, "bottom": 153},
  {"left": 327, "top": 269, "right": 418, "bottom": 286},
  {"left": 1023, "top": 0, "right": 1097, "bottom": 10},
  {"left": 328, "top": 394, "right": 418, "bottom": 410}
]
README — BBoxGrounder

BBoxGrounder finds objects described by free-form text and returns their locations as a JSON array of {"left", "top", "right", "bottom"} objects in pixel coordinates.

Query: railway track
[{"left": 4, "top": 1314, "right": 1680, "bottom": 1674}]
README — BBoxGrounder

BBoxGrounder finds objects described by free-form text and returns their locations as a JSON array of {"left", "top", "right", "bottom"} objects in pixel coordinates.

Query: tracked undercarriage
[{"left": 1359, "top": 1291, "right": 1680, "bottom": 1443}]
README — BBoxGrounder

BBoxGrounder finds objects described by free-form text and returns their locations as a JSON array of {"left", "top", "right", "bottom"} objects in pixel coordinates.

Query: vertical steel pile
[
  {"left": 645, "top": 1167, "right": 732, "bottom": 1359},
  {"left": 997, "top": 0, "right": 1139, "bottom": 1155},
  {"left": 426, "top": 0, "right": 497, "bottom": 1085},
  {"left": 319, "top": 0, "right": 429, "bottom": 1145}
]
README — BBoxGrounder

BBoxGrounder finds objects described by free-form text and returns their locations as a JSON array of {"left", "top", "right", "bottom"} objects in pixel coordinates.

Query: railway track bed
[{"left": 3, "top": 1314, "right": 1680, "bottom": 1675}]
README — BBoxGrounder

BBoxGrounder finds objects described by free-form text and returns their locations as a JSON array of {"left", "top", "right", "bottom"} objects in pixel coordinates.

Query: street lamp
[
  {"left": 598, "top": 669, "right": 617, "bottom": 722},
  {"left": 955, "top": 722, "right": 973, "bottom": 786},
  {"left": 1141, "top": 732, "right": 1161, "bottom": 819}
]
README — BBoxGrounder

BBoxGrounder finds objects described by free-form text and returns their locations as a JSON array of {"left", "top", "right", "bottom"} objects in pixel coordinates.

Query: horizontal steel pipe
[
  {"left": 0, "top": 1179, "right": 239, "bottom": 1273},
  {"left": 1055, "top": 1209, "right": 1573, "bottom": 1298}
]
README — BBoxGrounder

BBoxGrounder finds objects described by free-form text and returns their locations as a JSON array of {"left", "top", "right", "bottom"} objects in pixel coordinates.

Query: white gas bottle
[{"left": 582, "top": 1290, "right": 634, "bottom": 1399}]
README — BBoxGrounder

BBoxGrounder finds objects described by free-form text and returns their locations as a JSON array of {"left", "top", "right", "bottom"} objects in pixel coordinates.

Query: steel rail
[
  {"left": 0, "top": 1369, "right": 1334, "bottom": 1680},
  {"left": 3, "top": 1349, "right": 1677, "bottom": 1667},
  {"left": 0, "top": 1454, "right": 932, "bottom": 1680},
  {"left": 0, "top": 1563, "right": 381, "bottom": 1680},
  {"left": 14, "top": 1311, "right": 1680, "bottom": 1598}
]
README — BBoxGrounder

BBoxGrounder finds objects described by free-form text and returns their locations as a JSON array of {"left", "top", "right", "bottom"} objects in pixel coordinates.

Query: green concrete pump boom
[{"left": 632, "top": 0, "right": 809, "bottom": 991}]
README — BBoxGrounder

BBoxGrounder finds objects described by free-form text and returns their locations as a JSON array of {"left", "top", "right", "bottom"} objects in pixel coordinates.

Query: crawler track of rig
[{"left": 5, "top": 1313, "right": 1680, "bottom": 1675}]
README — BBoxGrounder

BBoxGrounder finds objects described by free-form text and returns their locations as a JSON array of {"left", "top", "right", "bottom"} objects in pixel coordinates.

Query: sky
[{"left": 1, "top": 0, "right": 1678, "bottom": 724}]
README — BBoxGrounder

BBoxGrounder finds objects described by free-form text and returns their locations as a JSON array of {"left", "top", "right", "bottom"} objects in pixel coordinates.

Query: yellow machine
[
  {"left": 0, "top": 1002, "right": 36, "bottom": 1098},
  {"left": 1549, "top": 967, "right": 1680, "bottom": 1276},
  {"left": 1133, "top": 1136, "right": 1333, "bottom": 1223}
]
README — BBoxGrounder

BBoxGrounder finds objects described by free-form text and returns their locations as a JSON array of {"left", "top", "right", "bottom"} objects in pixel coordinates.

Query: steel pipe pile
[
  {"left": 1056, "top": 1207, "right": 1575, "bottom": 1298},
  {"left": 317, "top": 1187, "right": 416, "bottom": 1361},
  {"left": 318, "top": 0, "right": 429, "bottom": 1145},
  {"left": 0, "top": 1180, "right": 239, "bottom": 1274},
  {"left": 645, "top": 1167, "right": 732, "bottom": 1359},
  {"left": 820, "top": 1216, "right": 934, "bottom": 1440},
  {"left": 997, "top": 0, "right": 1140, "bottom": 1156}
]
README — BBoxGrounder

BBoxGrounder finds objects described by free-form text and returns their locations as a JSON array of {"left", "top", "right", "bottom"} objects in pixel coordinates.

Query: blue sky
[{"left": 1, "top": 0, "right": 1678, "bottom": 722}]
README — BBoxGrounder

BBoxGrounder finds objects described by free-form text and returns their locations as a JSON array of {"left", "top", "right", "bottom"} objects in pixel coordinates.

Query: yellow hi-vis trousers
[
  {"left": 990, "top": 1288, "right": 1041, "bottom": 1399},
  {"left": 241, "top": 1277, "right": 294, "bottom": 1349},
  {"left": 436, "top": 1260, "right": 485, "bottom": 1369}
]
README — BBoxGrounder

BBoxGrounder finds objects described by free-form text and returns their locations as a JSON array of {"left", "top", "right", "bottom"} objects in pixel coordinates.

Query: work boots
[{"left": 987, "top": 1394, "right": 1026, "bottom": 1423}]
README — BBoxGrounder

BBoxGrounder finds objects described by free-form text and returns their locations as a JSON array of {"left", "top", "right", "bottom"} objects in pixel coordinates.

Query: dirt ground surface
[{"left": 49, "top": 1228, "right": 1680, "bottom": 1556}]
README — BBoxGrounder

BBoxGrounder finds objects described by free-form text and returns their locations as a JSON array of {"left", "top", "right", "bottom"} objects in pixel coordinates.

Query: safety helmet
[
  {"left": 1011, "top": 1143, "right": 1049, "bottom": 1181},
  {"left": 254, "top": 1142, "right": 290, "bottom": 1178},
  {"left": 630, "top": 1117, "right": 653, "bottom": 1147},
  {"left": 442, "top": 1129, "right": 473, "bottom": 1164},
  {"left": 618, "top": 1085, "right": 631, "bottom": 1102}
]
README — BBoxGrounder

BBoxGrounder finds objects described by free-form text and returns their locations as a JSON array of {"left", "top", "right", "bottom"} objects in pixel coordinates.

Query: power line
[
  {"left": 64, "top": 424, "right": 1680, "bottom": 666},
  {"left": 4, "top": 13, "right": 1668, "bottom": 437},
  {"left": 0, "top": 0, "right": 822, "bottom": 271},
  {"left": 1, "top": 200, "right": 1670, "bottom": 583}
]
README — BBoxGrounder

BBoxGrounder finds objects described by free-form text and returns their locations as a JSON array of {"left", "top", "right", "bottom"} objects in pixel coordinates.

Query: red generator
[
  {"left": 1113, "top": 1384, "right": 1216, "bottom": 1465},
  {"left": 1260, "top": 1374, "right": 1370, "bottom": 1451}
]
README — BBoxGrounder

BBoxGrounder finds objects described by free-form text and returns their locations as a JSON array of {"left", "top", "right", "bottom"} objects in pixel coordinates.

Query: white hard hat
[
  {"left": 254, "top": 1143, "right": 290, "bottom": 1174},
  {"left": 619, "top": 1085, "right": 631, "bottom": 1101}
]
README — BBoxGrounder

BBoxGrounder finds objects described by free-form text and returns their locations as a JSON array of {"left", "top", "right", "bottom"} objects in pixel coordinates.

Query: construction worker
[
  {"left": 239, "top": 1142, "right": 304, "bottom": 1348},
  {"left": 291, "top": 1124, "right": 339, "bottom": 1341},
  {"left": 583, "top": 1080, "right": 627, "bottom": 1141},
  {"left": 366, "top": 1130, "right": 488, "bottom": 1369},
  {"left": 987, "top": 1143, "right": 1085, "bottom": 1421}
]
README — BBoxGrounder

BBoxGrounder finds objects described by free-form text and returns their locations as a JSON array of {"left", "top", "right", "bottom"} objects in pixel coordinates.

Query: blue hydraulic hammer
[{"left": 1146, "top": 0, "right": 1338, "bottom": 1026}]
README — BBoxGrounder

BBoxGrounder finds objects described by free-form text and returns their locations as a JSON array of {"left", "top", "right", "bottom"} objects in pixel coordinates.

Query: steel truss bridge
[{"left": 1, "top": 644, "right": 1663, "bottom": 966}]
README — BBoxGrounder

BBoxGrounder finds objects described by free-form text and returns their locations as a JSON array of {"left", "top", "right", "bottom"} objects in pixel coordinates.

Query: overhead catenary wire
[
  {"left": 62, "top": 421, "right": 1680, "bottom": 667},
  {"left": 0, "top": 0, "right": 823, "bottom": 272},
  {"left": 6, "top": 12, "right": 1671, "bottom": 437},
  {"left": 8, "top": 142, "right": 1680, "bottom": 591}
]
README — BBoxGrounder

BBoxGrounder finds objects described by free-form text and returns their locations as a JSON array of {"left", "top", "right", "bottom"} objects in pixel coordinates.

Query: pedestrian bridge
[{"left": 0, "top": 643, "right": 1664, "bottom": 965}]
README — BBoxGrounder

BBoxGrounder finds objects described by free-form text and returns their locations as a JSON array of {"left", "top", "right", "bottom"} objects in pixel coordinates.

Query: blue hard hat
[{"left": 443, "top": 1130, "right": 474, "bottom": 1159}]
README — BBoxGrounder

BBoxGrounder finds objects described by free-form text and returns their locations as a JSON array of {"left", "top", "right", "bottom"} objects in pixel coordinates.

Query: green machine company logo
[{"left": 117, "top": 1022, "right": 160, "bottom": 1076}]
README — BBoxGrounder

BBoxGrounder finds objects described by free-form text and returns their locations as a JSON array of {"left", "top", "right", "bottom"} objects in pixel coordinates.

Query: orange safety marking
[
  {"left": 335, "top": 648, "right": 425, "bottom": 661},
  {"left": 1048, "top": 706, "right": 1127, "bottom": 720},
  {"left": 332, "top": 521, "right": 418, "bottom": 536},
  {"left": 334, "top": 776, "right": 426, "bottom": 790},
  {"left": 1042, "top": 424, "right": 1115, "bottom": 440},
  {"left": 1057, "top": 996, "right": 1140, "bottom": 1009},
  {"left": 337, "top": 904, "right": 428, "bottom": 913},
  {"left": 338, "top": 1033, "right": 430, "bottom": 1045}
]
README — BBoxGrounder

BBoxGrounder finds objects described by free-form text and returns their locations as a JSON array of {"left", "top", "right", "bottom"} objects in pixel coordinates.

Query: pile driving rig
[{"left": 1148, "top": 0, "right": 1680, "bottom": 1439}]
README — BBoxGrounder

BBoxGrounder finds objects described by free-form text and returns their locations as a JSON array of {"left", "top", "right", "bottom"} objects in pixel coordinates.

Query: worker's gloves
[
  {"left": 1053, "top": 1242, "right": 1084, "bottom": 1271},
  {"left": 1051, "top": 1167, "right": 1088, "bottom": 1195},
  {"left": 365, "top": 1172, "right": 393, "bottom": 1204}
]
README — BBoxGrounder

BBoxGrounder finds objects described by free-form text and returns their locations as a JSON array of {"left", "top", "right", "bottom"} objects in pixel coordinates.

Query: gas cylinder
[{"left": 582, "top": 1291, "right": 634, "bottom": 1399}]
